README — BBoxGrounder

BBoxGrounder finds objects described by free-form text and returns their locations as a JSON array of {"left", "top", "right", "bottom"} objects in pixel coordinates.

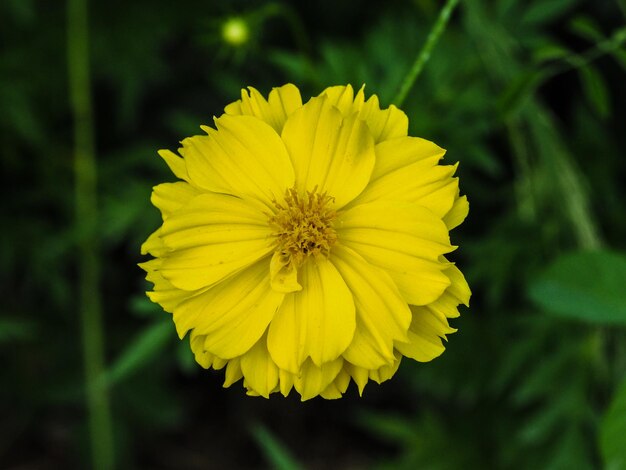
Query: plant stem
[
  {"left": 392, "top": 0, "right": 460, "bottom": 107},
  {"left": 67, "top": 0, "right": 115, "bottom": 468}
]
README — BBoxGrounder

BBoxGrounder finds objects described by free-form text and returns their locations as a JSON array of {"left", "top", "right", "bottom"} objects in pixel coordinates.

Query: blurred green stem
[
  {"left": 506, "top": 120, "right": 537, "bottom": 222},
  {"left": 392, "top": 0, "right": 459, "bottom": 107},
  {"left": 67, "top": 0, "right": 115, "bottom": 468}
]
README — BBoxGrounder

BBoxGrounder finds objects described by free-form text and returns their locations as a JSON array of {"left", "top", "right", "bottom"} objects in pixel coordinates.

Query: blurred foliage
[{"left": 2, "top": 0, "right": 626, "bottom": 468}]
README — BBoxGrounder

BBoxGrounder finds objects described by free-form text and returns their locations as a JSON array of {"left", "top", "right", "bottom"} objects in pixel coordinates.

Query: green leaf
[
  {"left": 251, "top": 424, "right": 303, "bottom": 470},
  {"left": 578, "top": 65, "right": 611, "bottom": 118},
  {"left": 176, "top": 339, "right": 197, "bottom": 374},
  {"left": 613, "top": 26, "right": 626, "bottom": 44},
  {"left": 521, "top": 0, "right": 579, "bottom": 25},
  {"left": 529, "top": 250, "right": 626, "bottom": 325},
  {"left": 532, "top": 42, "right": 571, "bottom": 64},
  {"left": 569, "top": 16, "right": 604, "bottom": 42},
  {"left": 129, "top": 295, "right": 163, "bottom": 318},
  {"left": 103, "top": 320, "right": 172, "bottom": 387},
  {"left": 600, "top": 377, "right": 626, "bottom": 470},
  {"left": 357, "top": 411, "right": 417, "bottom": 444}
]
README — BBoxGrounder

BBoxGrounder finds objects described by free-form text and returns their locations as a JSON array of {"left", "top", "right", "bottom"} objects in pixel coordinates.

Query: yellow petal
[
  {"left": 320, "top": 383, "right": 342, "bottom": 400},
  {"left": 294, "top": 358, "right": 343, "bottom": 401},
  {"left": 345, "top": 362, "right": 369, "bottom": 396},
  {"left": 396, "top": 305, "right": 453, "bottom": 362},
  {"left": 140, "top": 230, "right": 170, "bottom": 257},
  {"left": 140, "top": 258, "right": 199, "bottom": 313},
  {"left": 320, "top": 368, "right": 351, "bottom": 399},
  {"left": 240, "top": 335, "right": 279, "bottom": 399},
  {"left": 159, "top": 192, "right": 270, "bottom": 250},
  {"left": 321, "top": 84, "right": 362, "bottom": 115},
  {"left": 151, "top": 182, "right": 201, "bottom": 220},
  {"left": 281, "top": 95, "right": 376, "bottom": 209},
  {"left": 182, "top": 114, "right": 294, "bottom": 207},
  {"left": 267, "top": 257, "right": 356, "bottom": 372},
  {"left": 320, "top": 85, "right": 407, "bottom": 143},
  {"left": 350, "top": 137, "right": 458, "bottom": 218},
  {"left": 223, "top": 357, "right": 243, "bottom": 387},
  {"left": 443, "top": 194, "right": 469, "bottom": 230},
  {"left": 356, "top": 163, "right": 459, "bottom": 218},
  {"left": 331, "top": 245, "right": 411, "bottom": 369},
  {"left": 443, "top": 263, "right": 471, "bottom": 307},
  {"left": 371, "top": 137, "right": 445, "bottom": 181},
  {"left": 358, "top": 94, "right": 408, "bottom": 143},
  {"left": 172, "top": 258, "right": 283, "bottom": 359},
  {"left": 337, "top": 201, "right": 453, "bottom": 305},
  {"left": 267, "top": 84, "right": 303, "bottom": 128},
  {"left": 278, "top": 369, "right": 295, "bottom": 397},
  {"left": 423, "top": 262, "right": 471, "bottom": 321},
  {"left": 368, "top": 352, "right": 402, "bottom": 384},
  {"left": 224, "top": 84, "right": 302, "bottom": 133},
  {"left": 158, "top": 193, "right": 273, "bottom": 290},
  {"left": 158, "top": 149, "right": 189, "bottom": 181},
  {"left": 189, "top": 332, "right": 227, "bottom": 370},
  {"left": 338, "top": 201, "right": 452, "bottom": 261},
  {"left": 269, "top": 250, "right": 302, "bottom": 293}
]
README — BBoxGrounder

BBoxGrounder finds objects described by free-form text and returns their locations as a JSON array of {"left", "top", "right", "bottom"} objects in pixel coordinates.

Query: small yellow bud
[{"left": 221, "top": 17, "right": 249, "bottom": 47}]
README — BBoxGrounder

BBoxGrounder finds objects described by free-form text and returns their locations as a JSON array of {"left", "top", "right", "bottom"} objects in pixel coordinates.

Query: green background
[{"left": 2, "top": 0, "right": 626, "bottom": 468}]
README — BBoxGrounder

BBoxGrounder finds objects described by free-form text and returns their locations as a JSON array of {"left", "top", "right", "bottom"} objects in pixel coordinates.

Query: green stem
[
  {"left": 392, "top": 0, "right": 460, "bottom": 107},
  {"left": 67, "top": 0, "right": 115, "bottom": 468}
]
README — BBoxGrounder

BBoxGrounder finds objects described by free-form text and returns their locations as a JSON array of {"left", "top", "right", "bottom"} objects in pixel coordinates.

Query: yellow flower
[{"left": 140, "top": 84, "right": 470, "bottom": 400}]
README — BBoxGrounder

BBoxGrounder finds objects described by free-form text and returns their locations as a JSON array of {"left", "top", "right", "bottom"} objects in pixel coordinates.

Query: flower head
[{"left": 140, "top": 84, "right": 470, "bottom": 400}]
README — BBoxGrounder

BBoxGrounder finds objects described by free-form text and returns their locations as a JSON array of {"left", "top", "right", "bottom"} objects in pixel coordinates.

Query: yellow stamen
[{"left": 268, "top": 187, "right": 338, "bottom": 269}]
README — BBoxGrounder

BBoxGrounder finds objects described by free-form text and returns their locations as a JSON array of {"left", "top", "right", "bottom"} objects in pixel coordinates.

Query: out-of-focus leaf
[
  {"left": 176, "top": 339, "right": 196, "bottom": 374},
  {"left": 532, "top": 42, "right": 571, "bottom": 63},
  {"left": 521, "top": 0, "right": 579, "bottom": 25},
  {"left": 529, "top": 250, "right": 626, "bottom": 325},
  {"left": 268, "top": 50, "right": 313, "bottom": 85},
  {"left": 357, "top": 411, "right": 416, "bottom": 444},
  {"left": 498, "top": 70, "right": 547, "bottom": 117},
  {"left": 251, "top": 424, "right": 303, "bottom": 470},
  {"left": 518, "top": 394, "right": 573, "bottom": 444},
  {"left": 496, "top": 0, "right": 522, "bottom": 18},
  {"left": 129, "top": 295, "right": 163, "bottom": 318},
  {"left": 607, "top": 26, "right": 626, "bottom": 72},
  {"left": 613, "top": 26, "right": 626, "bottom": 43},
  {"left": 0, "top": 317, "right": 37, "bottom": 343},
  {"left": 578, "top": 64, "right": 610, "bottom": 118},
  {"left": 600, "top": 376, "right": 626, "bottom": 470},
  {"left": 104, "top": 320, "right": 172, "bottom": 387},
  {"left": 3, "top": 0, "right": 35, "bottom": 25},
  {"left": 101, "top": 182, "right": 154, "bottom": 245},
  {"left": 512, "top": 347, "right": 573, "bottom": 405},
  {"left": 547, "top": 427, "right": 594, "bottom": 470},
  {"left": 569, "top": 16, "right": 604, "bottom": 42}
]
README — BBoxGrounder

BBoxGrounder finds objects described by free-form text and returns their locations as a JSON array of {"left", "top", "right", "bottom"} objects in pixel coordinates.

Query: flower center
[{"left": 268, "top": 187, "right": 337, "bottom": 267}]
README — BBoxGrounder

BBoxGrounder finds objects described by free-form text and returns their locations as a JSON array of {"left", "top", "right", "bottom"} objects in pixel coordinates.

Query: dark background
[{"left": 2, "top": 0, "right": 626, "bottom": 468}]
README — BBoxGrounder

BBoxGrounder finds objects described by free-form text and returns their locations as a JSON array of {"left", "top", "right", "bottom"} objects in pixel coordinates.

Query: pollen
[{"left": 269, "top": 187, "right": 338, "bottom": 267}]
